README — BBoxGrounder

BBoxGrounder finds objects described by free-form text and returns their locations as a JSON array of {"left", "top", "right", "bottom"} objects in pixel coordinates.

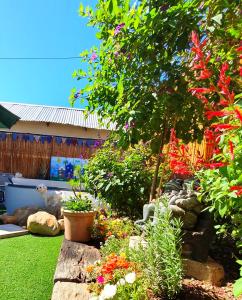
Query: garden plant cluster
[{"left": 71, "top": 0, "right": 242, "bottom": 298}]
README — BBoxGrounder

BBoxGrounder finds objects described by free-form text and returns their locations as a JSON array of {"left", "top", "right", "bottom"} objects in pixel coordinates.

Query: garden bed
[{"left": 52, "top": 237, "right": 239, "bottom": 300}]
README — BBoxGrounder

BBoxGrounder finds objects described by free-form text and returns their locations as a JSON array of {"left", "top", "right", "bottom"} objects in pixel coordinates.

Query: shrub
[
  {"left": 143, "top": 199, "right": 183, "bottom": 299},
  {"left": 84, "top": 141, "right": 153, "bottom": 218}
]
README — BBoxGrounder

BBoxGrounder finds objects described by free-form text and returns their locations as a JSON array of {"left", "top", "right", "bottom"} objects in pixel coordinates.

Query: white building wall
[{"left": 0, "top": 121, "right": 111, "bottom": 140}]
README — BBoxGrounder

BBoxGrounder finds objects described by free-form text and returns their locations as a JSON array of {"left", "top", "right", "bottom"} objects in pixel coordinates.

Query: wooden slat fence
[
  {"left": 0, "top": 133, "right": 214, "bottom": 179},
  {"left": 0, "top": 134, "right": 97, "bottom": 178}
]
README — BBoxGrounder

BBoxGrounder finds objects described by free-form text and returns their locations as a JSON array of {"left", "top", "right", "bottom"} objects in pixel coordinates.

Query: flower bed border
[{"left": 51, "top": 239, "right": 100, "bottom": 300}]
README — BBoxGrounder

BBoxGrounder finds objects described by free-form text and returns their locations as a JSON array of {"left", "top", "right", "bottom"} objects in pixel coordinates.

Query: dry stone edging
[
  {"left": 52, "top": 282, "right": 90, "bottom": 300},
  {"left": 52, "top": 239, "right": 101, "bottom": 300}
]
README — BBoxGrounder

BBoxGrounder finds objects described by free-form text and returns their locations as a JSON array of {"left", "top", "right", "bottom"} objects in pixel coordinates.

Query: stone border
[{"left": 52, "top": 239, "right": 100, "bottom": 300}]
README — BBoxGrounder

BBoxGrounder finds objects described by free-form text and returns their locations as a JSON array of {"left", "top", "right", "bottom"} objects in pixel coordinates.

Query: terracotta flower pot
[{"left": 63, "top": 210, "right": 96, "bottom": 242}]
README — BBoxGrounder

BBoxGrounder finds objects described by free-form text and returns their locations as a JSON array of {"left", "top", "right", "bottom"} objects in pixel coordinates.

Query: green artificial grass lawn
[{"left": 0, "top": 234, "right": 63, "bottom": 300}]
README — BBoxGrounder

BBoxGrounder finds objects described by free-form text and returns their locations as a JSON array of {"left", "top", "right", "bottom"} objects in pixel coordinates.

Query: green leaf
[
  {"left": 233, "top": 278, "right": 242, "bottom": 297},
  {"left": 218, "top": 202, "right": 228, "bottom": 217},
  {"left": 219, "top": 166, "right": 228, "bottom": 178},
  {"left": 105, "top": 182, "right": 112, "bottom": 191}
]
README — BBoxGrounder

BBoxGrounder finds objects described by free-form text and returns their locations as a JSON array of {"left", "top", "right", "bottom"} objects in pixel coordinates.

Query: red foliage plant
[{"left": 167, "top": 31, "right": 242, "bottom": 176}]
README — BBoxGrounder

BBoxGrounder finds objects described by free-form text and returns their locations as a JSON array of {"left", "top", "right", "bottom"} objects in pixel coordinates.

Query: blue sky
[{"left": 0, "top": 0, "right": 97, "bottom": 108}]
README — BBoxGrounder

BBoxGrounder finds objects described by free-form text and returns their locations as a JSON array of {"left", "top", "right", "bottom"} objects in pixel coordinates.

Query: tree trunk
[
  {"left": 157, "top": 126, "right": 170, "bottom": 194},
  {"left": 149, "top": 124, "right": 167, "bottom": 202}
]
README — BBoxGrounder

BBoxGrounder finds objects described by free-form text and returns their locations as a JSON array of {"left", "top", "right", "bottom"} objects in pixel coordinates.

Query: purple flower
[
  {"left": 94, "top": 140, "right": 101, "bottom": 148},
  {"left": 124, "top": 121, "right": 135, "bottom": 131},
  {"left": 107, "top": 172, "right": 113, "bottom": 178},
  {"left": 114, "top": 51, "right": 119, "bottom": 57},
  {"left": 114, "top": 23, "right": 125, "bottom": 36},
  {"left": 90, "top": 52, "right": 98, "bottom": 62},
  {"left": 74, "top": 92, "right": 80, "bottom": 99}
]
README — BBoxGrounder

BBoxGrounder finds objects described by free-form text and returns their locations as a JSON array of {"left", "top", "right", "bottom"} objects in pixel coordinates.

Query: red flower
[
  {"left": 204, "top": 162, "right": 227, "bottom": 169},
  {"left": 219, "top": 99, "right": 229, "bottom": 107},
  {"left": 213, "top": 148, "right": 221, "bottom": 155},
  {"left": 229, "top": 141, "right": 234, "bottom": 160},
  {"left": 230, "top": 186, "right": 242, "bottom": 196},
  {"left": 197, "top": 69, "right": 213, "bottom": 80},
  {"left": 191, "top": 31, "right": 200, "bottom": 47},
  {"left": 205, "top": 111, "right": 230, "bottom": 120},
  {"left": 234, "top": 109, "right": 242, "bottom": 123},
  {"left": 192, "top": 61, "right": 205, "bottom": 70},
  {"left": 189, "top": 87, "right": 214, "bottom": 94},
  {"left": 211, "top": 123, "right": 239, "bottom": 132}
]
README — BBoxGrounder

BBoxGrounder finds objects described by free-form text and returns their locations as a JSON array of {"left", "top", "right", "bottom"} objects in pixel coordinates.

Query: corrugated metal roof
[{"left": 0, "top": 102, "right": 115, "bottom": 130}]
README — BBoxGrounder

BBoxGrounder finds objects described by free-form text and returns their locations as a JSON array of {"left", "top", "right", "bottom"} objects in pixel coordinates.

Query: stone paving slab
[
  {"left": 52, "top": 282, "right": 90, "bottom": 300},
  {"left": 0, "top": 224, "right": 28, "bottom": 239}
]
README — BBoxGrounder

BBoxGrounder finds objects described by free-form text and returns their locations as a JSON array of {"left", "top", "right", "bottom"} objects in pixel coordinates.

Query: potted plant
[{"left": 63, "top": 191, "right": 96, "bottom": 242}]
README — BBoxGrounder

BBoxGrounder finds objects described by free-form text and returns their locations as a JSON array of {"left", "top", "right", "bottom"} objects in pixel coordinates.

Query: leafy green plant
[
  {"left": 234, "top": 260, "right": 242, "bottom": 298},
  {"left": 143, "top": 199, "right": 183, "bottom": 299},
  {"left": 72, "top": 0, "right": 219, "bottom": 200},
  {"left": 63, "top": 193, "right": 92, "bottom": 212},
  {"left": 92, "top": 211, "right": 137, "bottom": 241},
  {"left": 100, "top": 236, "right": 130, "bottom": 260},
  {"left": 84, "top": 141, "right": 153, "bottom": 218}
]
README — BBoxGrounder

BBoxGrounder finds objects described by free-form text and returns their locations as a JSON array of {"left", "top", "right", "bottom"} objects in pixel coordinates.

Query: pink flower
[
  {"left": 90, "top": 52, "right": 98, "bottom": 62},
  {"left": 97, "top": 276, "right": 105, "bottom": 284}
]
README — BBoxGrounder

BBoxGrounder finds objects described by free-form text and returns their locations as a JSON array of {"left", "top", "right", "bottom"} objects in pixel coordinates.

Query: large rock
[
  {"left": 183, "top": 257, "right": 225, "bottom": 286},
  {"left": 27, "top": 212, "right": 60, "bottom": 236},
  {"left": 13, "top": 206, "right": 41, "bottom": 226}
]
